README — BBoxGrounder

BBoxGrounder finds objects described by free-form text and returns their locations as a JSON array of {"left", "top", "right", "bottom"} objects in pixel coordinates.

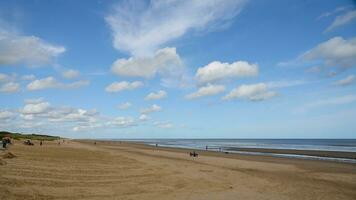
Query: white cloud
[
  {"left": 0, "top": 73, "right": 17, "bottom": 83},
  {"left": 0, "top": 30, "right": 65, "bottom": 66},
  {"left": 325, "top": 10, "right": 356, "bottom": 32},
  {"left": 105, "top": 0, "right": 247, "bottom": 56},
  {"left": 111, "top": 47, "right": 183, "bottom": 79},
  {"left": 154, "top": 121, "right": 173, "bottom": 129},
  {"left": 105, "top": 81, "right": 143, "bottom": 93},
  {"left": 26, "top": 76, "right": 89, "bottom": 91},
  {"left": 295, "top": 94, "right": 356, "bottom": 113},
  {"left": 21, "top": 100, "right": 50, "bottom": 115},
  {"left": 117, "top": 102, "right": 132, "bottom": 110},
  {"left": 186, "top": 84, "right": 225, "bottom": 99},
  {"left": 305, "top": 66, "right": 322, "bottom": 74},
  {"left": 266, "top": 80, "right": 306, "bottom": 89},
  {"left": 65, "top": 80, "right": 90, "bottom": 89},
  {"left": 196, "top": 61, "right": 258, "bottom": 84},
  {"left": 0, "top": 73, "right": 12, "bottom": 82},
  {"left": 49, "top": 108, "right": 98, "bottom": 123},
  {"left": 0, "top": 110, "right": 15, "bottom": 120},
  {"left": 139, "top": 114, "right": 149, "bottom": 121},
  {"left": 0, "top": 74, "right": 7, "bottom": 82},
  {"left": 317, "top": 6, "right": 351, "bottom": 20},
  {"left": 223, "top": 83, "right": 277, "bottom": 101},
  {"left": 302, "top": 37, "right": 356, "bottom": 70},
  {"left": 72, "top": 125, "right": 93, "bottom": 132},
  {"left": 62, "top": 69, "right": 80, "bottom": 79},
  {"left": 24, "top": 98, "right": 45, "bottom": 104},
  {"left": 27, "top": 76, "right": 59, "bottom": 90},
  {"left": 145, "top": 90, "right": 167, "bottom": 100},
  {"left": 333, "top": 75, "right": 355, "bottom": 86},
  {"left": 21, "top": 74, "right": 35, "bottom": 81},
  {"left": 2, "top": 98, "right": 149, "bottom": 133},
  {"left": 106, "top": 117, "right": 136, "bottom": 128},
  {"left": 1, "top": 98, "right": 165, "bottom": 133},
  {"left": 0, "top": 82, "right": 20, "bottom": 93},
  {"left": 141, "top": 104, "right": 162, "bottom": 114},
  {"left": 72, "top": 122, "right": 102, "bottom": 132},
  {"left": 17, "top": 98, "right": 100, "bottom": 128}
]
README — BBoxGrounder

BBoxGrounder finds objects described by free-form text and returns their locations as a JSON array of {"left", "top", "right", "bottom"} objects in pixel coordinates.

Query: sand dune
[{"left": 0, "top": 140, "right": 355, "bottom": 200}]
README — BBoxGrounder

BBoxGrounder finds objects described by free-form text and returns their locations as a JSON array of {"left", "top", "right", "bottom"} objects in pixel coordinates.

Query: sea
[{"left": 117, "top": 139, "right": 356, "bottom": 163}]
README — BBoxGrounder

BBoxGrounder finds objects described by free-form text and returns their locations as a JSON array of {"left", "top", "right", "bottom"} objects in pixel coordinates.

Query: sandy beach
[{"left": 1, "top": 140, "right": 356, "bottom": 200}]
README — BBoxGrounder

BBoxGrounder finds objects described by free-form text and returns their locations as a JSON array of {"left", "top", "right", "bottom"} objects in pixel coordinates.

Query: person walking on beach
[
  {"left": 2, "top": 138, "right": 7, "bottom": 149},
  {"left": 40, "top": 140, "right": 43, "bottom": 146}
]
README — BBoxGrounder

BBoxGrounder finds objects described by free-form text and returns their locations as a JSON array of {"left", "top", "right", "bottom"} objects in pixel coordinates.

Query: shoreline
[{"left": 78, "top": 139, "right": 356, "bottom": 164}]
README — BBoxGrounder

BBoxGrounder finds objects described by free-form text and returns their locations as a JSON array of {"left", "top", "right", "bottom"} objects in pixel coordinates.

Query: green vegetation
[{"left": 0, "top": 131, "right": 60, "bottom": 141}]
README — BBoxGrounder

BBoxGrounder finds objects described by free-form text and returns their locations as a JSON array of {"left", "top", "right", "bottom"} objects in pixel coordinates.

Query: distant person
[
  {"left": 155, "top": 143, "right": 158, "bottom": 147},
  {"left": 189, "top": 151, "right": 198, "bottom": 157},
  {"left": 2, "top": 138, "right": 7, "bottom": 149},
  {"left": 206, "top": 145, "right": 208, "bottom": 150},
  {"left": 94, "top": 141, "right": 96, "bottom": 145},
  {"left": 40, "top": 140, "right": 43, "bottom": 146}
]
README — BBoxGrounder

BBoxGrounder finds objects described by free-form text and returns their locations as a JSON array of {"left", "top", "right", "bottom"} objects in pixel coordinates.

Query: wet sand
[
  {"left": 224, "top": 147, "right": 356, "bottom": 160},
  {"left": 0, "top": 139, "right": 355, "bottom": 200}
]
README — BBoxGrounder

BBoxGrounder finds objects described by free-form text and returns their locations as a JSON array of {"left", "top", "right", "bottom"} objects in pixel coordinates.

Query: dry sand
[{"left": 0, "top": 139, "right": 355, "bottom": 200}]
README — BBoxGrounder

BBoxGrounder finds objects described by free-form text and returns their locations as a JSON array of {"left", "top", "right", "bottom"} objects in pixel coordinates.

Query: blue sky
[{"left": 0, "top": 0, "right": 356, "bottom": 139}]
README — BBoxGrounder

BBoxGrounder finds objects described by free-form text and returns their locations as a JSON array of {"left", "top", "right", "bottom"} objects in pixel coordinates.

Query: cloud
[
  {"left": 154, "top": 121, "right": 173, "bottom": 129},
  {"left": 62, "top": 69, "right": 80, "bottom": 79},
  {"left": 117, "top": 102, "right": 132, "bottom": 110},
  {"left": 333, "top": 75, "right": 355, "bottom": 86},
  {"left": 0, "top": 82, "right": 20, "bottom": 93},
  {"left": 266, "top": 80, "right": 306, "bottom": 89},
  {"left": 105, "top": 0, "right": 247, "bottom": 56},
  {"left": 111, "top": 47, "right": 183, "bottom": 79},
  {"left": 0, "top": 30, "right": 65, "bottom": 66},
  {"left": 145, "top": 90, "right": 167, "bottom": 100},
  {"left": 65, "top": 80, "right": 90, "bottom": 89},
  {"left": 27, "top": 76, "right": 89, "bottom": 91},
  {"left": 305, "top": 66, "right": 322, "bottom": 74},
  {"left": 302, "top": 36, "right": 356, "bottom": 70},
  {"left": 141, "top": 104, "right": 162, "bottom": 114},
  {"left": 21, "top": 100, "right": 50, "bottom": 115},
  {"left": 317, "top": 6, "right": 352, "bottom": 20},
  {"left": 295, "top": 94, "right": 356, "bottom": 113},
  {"left": 223, "top": 83, "right": 277, "bottom": 101},
  {"left": 186, "top": 84, "right": 225, "bottom": 99},
  {"left": 325, "top": 10, "right": 356, "bottom": 32},
  {"left": 48, "top": 108, "right": 98, "bottom": 123},
  {"left": 24, "top": 98, "right": 45, "bottom": 104},
  {"left": 0, "top": 73, "right": 14, "bottom": 82},
  {"left": 26, "top": 77, "right": 59, "bottom": 90},
  {"left": 0, "top": 110, "right": 15, "bottom": 120},
  {"left": 106, "top": 117, "right": 136, "bottom": 128},
  {"left": 105, "top": 81, "right": 143, "bottom": 93},
  {"left": 73, "top": 125, "right": 99, "bottom": 132},
  {"left": 21, "top": 74, "right": 35, "bottom": 81},
  {"left": 18, "top": 98, "right": 99, "bottom": 125},
  {"left": 2, "top": 98, "right": 148, "bottom": 133},
  {"left": 196, "top": 60, "right": 258, "bottom": 84},
  {"left": 139, "top": 114, "right": 149, "bottom": 121},
  {"left": 0, "top": 74, "right": 7, "bottom": 82}
]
